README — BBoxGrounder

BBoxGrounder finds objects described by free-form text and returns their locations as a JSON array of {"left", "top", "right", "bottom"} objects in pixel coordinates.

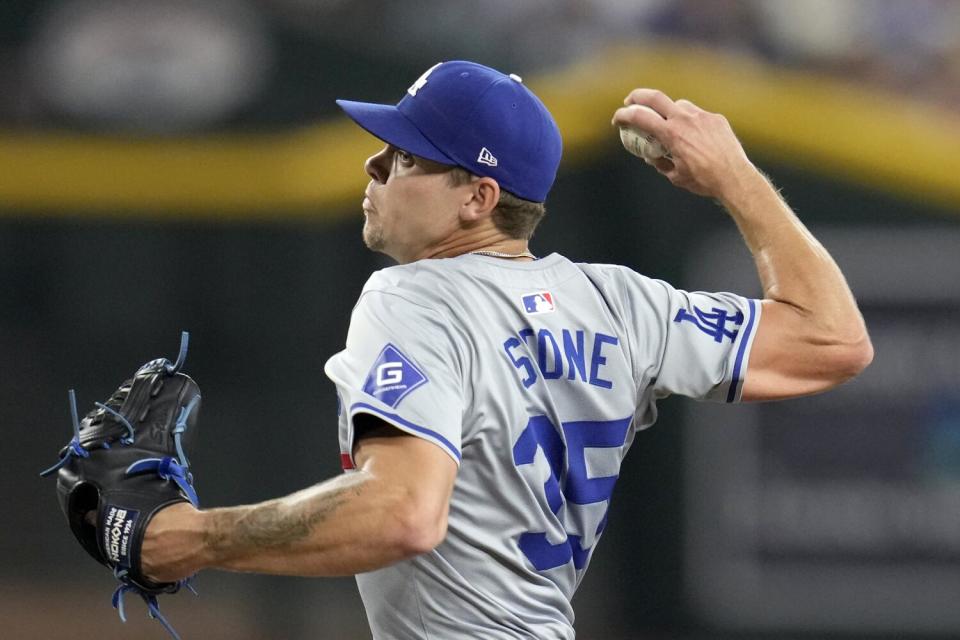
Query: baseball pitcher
[{"left": 45, "top": 60, "right": 872, "bottom": 639}]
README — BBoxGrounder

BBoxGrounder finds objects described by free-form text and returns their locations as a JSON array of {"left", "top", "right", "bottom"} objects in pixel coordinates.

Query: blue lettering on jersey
[
  {"left": 513, "top": 414, "right": 632, "bottom": 571},
  {"left": 503, "top": 328, "right": 618, "bottom": 390},
  {"left": 674, "top": 306, "right": 744, "bottom": 343},
  {"left": 537, "top": 329, "right": 563, "bottom": 379},
  {"left": 562, "top": 329, "right": 587, "bottom": 382},
  {"left": 503, "top": 336, "right": 537, "bottom": 388},
  {"left": 589, "top": 333, "right": 618, "bottom": 389},
  {"left": 362, "top": 344, "right": 428, "bottom": 408}
]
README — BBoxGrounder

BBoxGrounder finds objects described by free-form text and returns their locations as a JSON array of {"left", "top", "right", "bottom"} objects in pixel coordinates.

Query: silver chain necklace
[{"left": 469, "top": 249, "right": 538, "bottom": 260}]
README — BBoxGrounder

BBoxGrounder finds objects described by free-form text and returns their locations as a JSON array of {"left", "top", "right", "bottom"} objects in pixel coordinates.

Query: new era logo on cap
[
  {"left": 477, "top": 147, "right": 498, "bottom": 167},
  {"left": 522, "top": 291, "right": 555, "bottom": 314}
]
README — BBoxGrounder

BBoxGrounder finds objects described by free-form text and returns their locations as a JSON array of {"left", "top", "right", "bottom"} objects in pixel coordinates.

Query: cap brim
[{"left": 336, "top": 99, "right": 455, "bottom": 166}]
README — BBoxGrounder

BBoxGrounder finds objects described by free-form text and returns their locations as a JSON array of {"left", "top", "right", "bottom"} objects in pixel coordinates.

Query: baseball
[{"left": 619, "top": 104, "right": 668, "bottom": 161}]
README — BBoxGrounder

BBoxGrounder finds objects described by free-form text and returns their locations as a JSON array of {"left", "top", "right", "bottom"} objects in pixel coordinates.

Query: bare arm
[
  {"left": 613, "top": 90, "right": 873, "bottom": 400},
  {"left": 141, "top": 420, "right": 457, "bottom": 582}
]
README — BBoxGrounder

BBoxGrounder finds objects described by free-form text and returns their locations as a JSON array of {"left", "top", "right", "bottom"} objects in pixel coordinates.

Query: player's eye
[{"left": 395, "top": 149, "right": 414, "bottom": 166}]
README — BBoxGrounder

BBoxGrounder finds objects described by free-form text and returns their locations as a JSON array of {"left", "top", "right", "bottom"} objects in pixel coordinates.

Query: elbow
[
  {"left": 830, "top": 332, "right": 874, "bottom": 384},
  {"left": 389, "top": 498, "right": 449, "bottom": 557},
  {"left": 853, "top": 335, "right": 875, "bottom": 374}
]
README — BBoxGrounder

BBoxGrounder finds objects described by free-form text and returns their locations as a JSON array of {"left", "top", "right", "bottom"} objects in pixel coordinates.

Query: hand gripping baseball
[
  {"left": 612, "top": 88, "right": 756, "bottom": 199},
  {"left": 40, "top": 332, "right": 202, "bottom": 640}
]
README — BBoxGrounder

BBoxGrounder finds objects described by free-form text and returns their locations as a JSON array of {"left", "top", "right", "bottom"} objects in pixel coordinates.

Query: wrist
[
  {"left": 716, "top": 161, "right": 767, "bottom": 209},
  {"left": 142, "top": 502, "right": 211, "bottom": 582},
  {"left": 190, "top": 508, "right": 216, "bottom": 572}
]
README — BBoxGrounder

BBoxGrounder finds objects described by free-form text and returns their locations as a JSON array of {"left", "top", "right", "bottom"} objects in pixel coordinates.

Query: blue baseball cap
[{"left": 336, "top": 60, "right": 563, "bottom": 203}]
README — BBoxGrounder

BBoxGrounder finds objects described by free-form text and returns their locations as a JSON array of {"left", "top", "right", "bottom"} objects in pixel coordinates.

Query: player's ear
[{"left": 460, "top": 177, "right": 500, "bottom": 223}]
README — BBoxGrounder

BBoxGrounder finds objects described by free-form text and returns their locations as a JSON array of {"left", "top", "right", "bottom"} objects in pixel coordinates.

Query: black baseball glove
[{"left": 41, "top": 332, "right": 202, "bottom": 639}]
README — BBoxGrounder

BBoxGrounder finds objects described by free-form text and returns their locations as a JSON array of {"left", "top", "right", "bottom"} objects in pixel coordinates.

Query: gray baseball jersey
[{"left": 324, "top": 252, "right": 761, "bottom": 639}]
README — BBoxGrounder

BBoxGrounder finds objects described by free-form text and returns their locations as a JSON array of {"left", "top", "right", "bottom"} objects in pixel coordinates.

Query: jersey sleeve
[
  {"left": 620, "top": 270, "right": 762, "bottom": 403},
  {"left": 324, "top": 289, "right": 465, "bottom": 467}
]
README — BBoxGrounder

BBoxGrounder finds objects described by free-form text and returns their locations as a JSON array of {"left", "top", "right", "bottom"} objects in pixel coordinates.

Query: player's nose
[{"left": 365, "top": 145, "right": 391, "bottom": 184}]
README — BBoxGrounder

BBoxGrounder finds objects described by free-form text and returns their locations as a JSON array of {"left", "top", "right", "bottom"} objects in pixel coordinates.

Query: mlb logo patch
[
  {"left": 522, "top": 291, "right": 555, "bottom": 315},
  {"left": 362, "top": 344, "right": 428, "bottom": 408}
]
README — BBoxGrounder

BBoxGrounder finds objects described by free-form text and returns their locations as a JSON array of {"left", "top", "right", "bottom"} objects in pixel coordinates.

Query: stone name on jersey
[{"left": 503, "top": 327, "right": 619, "bottom": 390}]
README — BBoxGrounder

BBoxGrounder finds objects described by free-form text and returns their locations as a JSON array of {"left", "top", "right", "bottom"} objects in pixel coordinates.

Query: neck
[{"left": 418, "top": 232, "right": 533, "bottom": 262}]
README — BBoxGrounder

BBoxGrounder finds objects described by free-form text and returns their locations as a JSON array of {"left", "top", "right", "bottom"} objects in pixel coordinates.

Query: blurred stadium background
[{"left": 4, "top": 1, "right": 959, "bottom": 638}]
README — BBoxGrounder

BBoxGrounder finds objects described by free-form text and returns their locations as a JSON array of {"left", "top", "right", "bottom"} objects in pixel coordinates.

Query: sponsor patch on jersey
[
  {"left": 522, "top": 291, "right": 555, "bottom": 315},
  {"left": 362, "top": 343, "right": 428, "bottom": 408},
  {"left": 100, "top": 505, "right": 139, "bottom": 568}
]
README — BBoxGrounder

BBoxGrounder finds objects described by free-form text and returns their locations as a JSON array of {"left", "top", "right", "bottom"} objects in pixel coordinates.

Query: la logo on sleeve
[{"left": 674, "top": 306, "right": 743, "bottom": 343}]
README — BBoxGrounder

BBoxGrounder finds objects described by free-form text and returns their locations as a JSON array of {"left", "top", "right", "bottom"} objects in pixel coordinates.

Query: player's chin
[{"left": 362, "top": 222, "right": 385, "bottom": 252}]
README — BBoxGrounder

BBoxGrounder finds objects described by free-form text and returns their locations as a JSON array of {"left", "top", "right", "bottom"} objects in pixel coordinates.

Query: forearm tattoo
[{"left": 212, "top": 485, "right": 352, "bottom": 553}]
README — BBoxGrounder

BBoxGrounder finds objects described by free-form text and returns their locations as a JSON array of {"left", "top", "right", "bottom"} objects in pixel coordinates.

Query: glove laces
[
  {"left": 39, "top": 390, "right": 90, "bottom": 477},
  {"left": 112, "top": 567, "right": 198, "bottom": 640},
  {"left": 40, "top": 332, "right": 193, "bottom": 478},
  {"left": 124, "top": 391, "right": 201, "bottom": 506}
]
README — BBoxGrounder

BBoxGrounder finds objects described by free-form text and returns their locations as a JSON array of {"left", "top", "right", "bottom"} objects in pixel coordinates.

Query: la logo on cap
[
  {"left": 407, "top": 62, "right": 442, "bottom": 97},
  {"left": 477, "top": 147, "right": 498, "bottom": 167}
]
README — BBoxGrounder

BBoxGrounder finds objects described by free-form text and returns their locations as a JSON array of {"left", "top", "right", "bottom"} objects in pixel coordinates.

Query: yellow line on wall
[
  {"left": 0, "top": 122, "right": 381, "bottom": 218},
  {"left": 544, "top": 43, "right": 960, "bottom": 212},
  {"left": 1, "top": 41, "right": 958, "bottom": 219}
]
